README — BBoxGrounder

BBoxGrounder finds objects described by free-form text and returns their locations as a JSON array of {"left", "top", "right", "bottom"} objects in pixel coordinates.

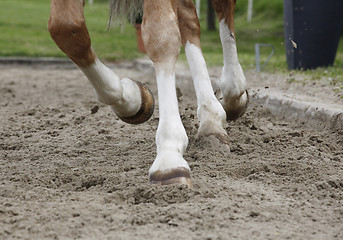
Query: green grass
[
  {"left": 197, "top": 0, "right": 287, "bottom": 69},
  {"left": 0, "top": 0, "right": 342, "bottom": 84},
  {"left": 196, "top": 0, "right": 343, "bottom": 85},
  {"left": 0, "top": 0, "right": 141, "bottom": 60},
  {"left": 198, "top": 1, "right": 343, "bottom": 70}
]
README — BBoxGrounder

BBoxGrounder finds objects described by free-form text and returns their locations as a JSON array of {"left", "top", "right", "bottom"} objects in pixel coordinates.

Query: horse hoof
[
  {"left": 196, "top": 132, "right": 231, "bottom": 156},
  {"left": 118, "top": 80, "right": 155, "bottom": 124},
  {"left": 149, "top": 167, "right": 192, "bottom": 187},
  {"left": 224, "top": 90, "right": 249, "bottom": 121}
]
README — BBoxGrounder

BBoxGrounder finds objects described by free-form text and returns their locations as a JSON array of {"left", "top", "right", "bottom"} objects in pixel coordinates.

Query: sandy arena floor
[{"left": 1, "top": 62, "right": 342, "bottom": 239}]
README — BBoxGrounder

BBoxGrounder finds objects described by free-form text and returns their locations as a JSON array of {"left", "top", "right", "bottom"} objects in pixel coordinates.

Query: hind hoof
[
  {"left": 222, "top": 90, "right": 249, "bottom": 121},
  {"left": 149, "top": 167, "right": 192, "bottom": 187},
  {"left": 118, "top": 80, "right": 155, "bottom": 124},
  {"left": 196, "top": 132, "right": 231, "bottom": 156}
]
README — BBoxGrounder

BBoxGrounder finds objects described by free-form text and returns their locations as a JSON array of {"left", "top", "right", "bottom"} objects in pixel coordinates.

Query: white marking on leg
[
  {"left": 80, "top": 58, "right": 141, "bottom": 117},
  {"left": 149, "top": 66, "right": 189, "bottom": 175},
  {"left": 219, "top": 19, "right": 247, "bottom": 103},
  {"left": 185, "top": 41, "right": 227, "bottom": 135}
]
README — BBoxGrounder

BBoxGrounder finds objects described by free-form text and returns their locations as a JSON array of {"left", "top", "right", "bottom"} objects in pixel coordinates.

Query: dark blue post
[{"left": 283, "top": 0, "right": 343, "bottom": 69}]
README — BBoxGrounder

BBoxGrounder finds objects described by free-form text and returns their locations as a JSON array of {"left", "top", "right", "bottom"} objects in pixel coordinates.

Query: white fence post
[
  {"left": 89, "top": 0, "right": 93, "bottom": 5},
  {"left": 247, "top": 0, "right": 253, "bottom": 23},
  {"left": 196, "top": 0, "right": 201, "bottom": 18}
]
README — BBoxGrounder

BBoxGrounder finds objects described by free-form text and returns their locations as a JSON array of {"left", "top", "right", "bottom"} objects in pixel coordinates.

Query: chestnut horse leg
[
  {"left": 212, "top": 0, "right": 249, "bottom": 121},
  {"left": 142, "top": 0, "right": 191, "bottom": 186},
  {"left": 48, "top": 0, "right": 154, "bottom": 124},
  {"left": 177, "top": 0, "right": 230, "bottom": 151}
]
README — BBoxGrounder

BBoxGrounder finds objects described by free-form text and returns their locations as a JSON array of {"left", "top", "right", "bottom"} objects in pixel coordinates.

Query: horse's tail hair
[{"left": 108, "top": 0, "right": 144, "bottom": 29}]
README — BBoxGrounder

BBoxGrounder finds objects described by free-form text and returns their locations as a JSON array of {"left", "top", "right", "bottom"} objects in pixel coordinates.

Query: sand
[{"left": 1, "top": 61, "right": 342, "bottom": 239}]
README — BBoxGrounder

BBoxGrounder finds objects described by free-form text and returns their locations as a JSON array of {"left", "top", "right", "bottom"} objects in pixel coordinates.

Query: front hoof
[
  {"left": 222, "top": 90, "right": 249, "bottom": 121},
  {"left": 118, "top": 80, "right": 155, "bottom": 124},
  {"left": 149, "top": 167, "right": 192, "bottom": 187}
]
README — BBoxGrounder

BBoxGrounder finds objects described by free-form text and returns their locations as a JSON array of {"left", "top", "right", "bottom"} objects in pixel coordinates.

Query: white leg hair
[
  {"left": 185, "top": 41, "right": 227, "bottom": 136},
  {"left": 80, "top": 58, "right": 141, "bottom": 117},
  {"left": 218, "top": 19, "right": 248, "bottom": 120},
  {"left": 149, "top": 65, "right": 190, "bottom": 176}
]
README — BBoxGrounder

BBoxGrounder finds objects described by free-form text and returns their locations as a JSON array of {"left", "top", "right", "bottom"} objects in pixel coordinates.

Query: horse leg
[
  {"left": 177, "top": 0, "right": 230, "bottom": 152},
  {"left": 48, "top": 0, "right": 154, "bottom": 124},
  {"left": 142, "top": 0, "right": 191, "bottom": 186},
  {"left": 212, "top": 0, "right": 249, "bottom": 121}
]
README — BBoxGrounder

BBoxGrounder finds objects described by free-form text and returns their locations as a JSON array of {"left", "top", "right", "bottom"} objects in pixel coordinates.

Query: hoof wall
[
  {"left": 118, "top": 80, "right": 154, "bottom": 124},
  {"left": 149, "top": 168, "right": 192, "bottom": 187},
  {"left": 225, "top": 90, "right": 249, "bottom": 121}
]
